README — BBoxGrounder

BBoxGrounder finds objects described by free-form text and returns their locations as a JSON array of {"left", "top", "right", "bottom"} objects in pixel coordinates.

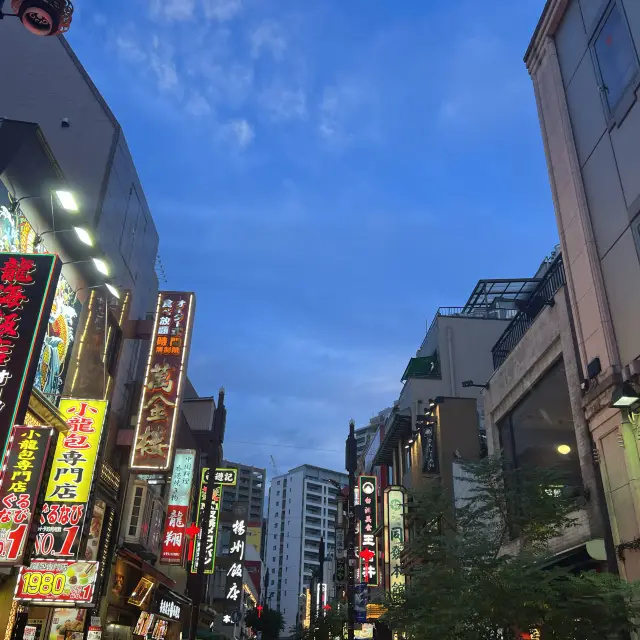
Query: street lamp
[
  {"left": 610, "top": 383, "right": 640, "bottom": 409},
  {"left": 35, "top": 225, "right": 93, "bottom": 247},
  {"left": 63, "top": 257, "right": 111, "bottom": 276},
  {"left": 1, "top": 0, "right": 74, "bottom": 36},
  {"left": 54, "top": 190, "right": 79, "bottom": 212}
]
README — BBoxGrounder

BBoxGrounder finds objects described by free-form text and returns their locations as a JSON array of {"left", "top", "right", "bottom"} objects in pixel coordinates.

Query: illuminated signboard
[
  {"left": 0, "top": 252, "right": 61, "bottom": 452},
  {"left": 221, "top": 503, "right": 248, "bottom": 627},
  {"left": 160, "top": 449, "right": 195, "bottom": 565},
  {"left": 35, "top": 399, "right": 107, "bottom": 559},
  {"left": 302, "top": 588, "right": 311, "bottom": 629},
  {"left": 0, "top": 425, "right": 54, "bottom": 565},
  {"left": 384, "top": 486, "right": 407, "bottom": 594},
  {"left": 15, "top": 560, "right": 99, "bottom": 605},
  {"left": 130, "top": 292, "right": 195, "bottom": 472},
  {"left": 358, "top": 475, "right": 379, "bottom": 586},
  {"left": 0, "top": 201, "right": 83, "bottom": 402},
  {"left": 191, "top": 467, "right": 237, "bottom": 574}
]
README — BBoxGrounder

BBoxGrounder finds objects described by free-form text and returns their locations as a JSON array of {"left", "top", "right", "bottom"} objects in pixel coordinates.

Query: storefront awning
[
  {"left": 117, "top": 547, "right": 176, "bottom": 588},
  {"left": 372, "top": 411, "right": 411, "bottom": 467}
]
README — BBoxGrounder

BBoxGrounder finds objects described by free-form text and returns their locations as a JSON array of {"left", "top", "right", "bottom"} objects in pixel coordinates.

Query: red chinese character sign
[
  {"left": 358, "top": 475, "right": 379, "bottom": 586},
  {"left": 0, "top": 253, "right": 61, "bottom": 453},
  {"left": 35, "top": 399, "right": 107, "bottom": 560},
  {"left": 0, "top": 426, "right": 54, "bottom": 565},
  {"left": 160, "top": 449, "right": 195, "bottom": 565},
  {"left": 130, "top": 292, "right": 195, "bottom": 472}
]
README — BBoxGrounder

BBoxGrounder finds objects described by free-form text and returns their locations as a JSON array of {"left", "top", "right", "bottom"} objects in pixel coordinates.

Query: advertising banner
[
  {"left": 354, "top": 584, "right": 368, "bottom": 623},
  {"left": 221, "top": 503, "right": 249, "bottom": 627},
  {"left": 131, "top": 292, "right": 195, "bottom": 472},
  {"left": 384, "top": 486, "right": 407, "bottom": 594},
  {"left": 35, "top": 399, "right": 107, "bottom": 559},
  {"left": 160, "top": 449, "right": 195, "bottom": 565},
  {"left": 0, "top": 425, "right": 54, "bottom": 564},
  {"left": 417, "top": 414, "right": 438, "bottom": 474},
  {"left": 358, "top": 475, "right": 379, "bottom": 586},
  {"left": 0, "top": 252, "right": 61, "bottom": 451},
  {"left": 191, "top": 467, "right": 236, "bottom": 573},
  {"left": 15, "top": 560, "right": 99, "bottom": 605}
]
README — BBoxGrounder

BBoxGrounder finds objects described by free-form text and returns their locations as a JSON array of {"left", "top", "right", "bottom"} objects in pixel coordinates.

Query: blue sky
[{"left": 67, "top": 0, "right": 556, "bottom": 476}]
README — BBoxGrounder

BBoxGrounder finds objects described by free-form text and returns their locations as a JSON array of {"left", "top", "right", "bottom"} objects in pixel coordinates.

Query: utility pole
[
  {"left": 189, "top": 388, "right": 227, "bottom": 640},
  {"left": 345, "top": 419, "right": 357, "bottom": 640}
]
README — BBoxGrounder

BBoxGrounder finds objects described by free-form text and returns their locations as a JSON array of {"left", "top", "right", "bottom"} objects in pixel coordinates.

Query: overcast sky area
[{"left": 66, "top": 0, "right": 556, "bottom": 477}]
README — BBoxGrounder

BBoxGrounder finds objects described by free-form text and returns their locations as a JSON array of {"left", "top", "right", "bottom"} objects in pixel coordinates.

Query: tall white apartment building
[{"left": 265, "top": 465, "right": 348, "bottom": 633}]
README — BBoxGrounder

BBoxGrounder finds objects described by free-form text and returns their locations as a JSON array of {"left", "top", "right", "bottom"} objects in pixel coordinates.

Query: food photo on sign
[{"left": 16, "top": 560, "right": 99, "bottom": 604}]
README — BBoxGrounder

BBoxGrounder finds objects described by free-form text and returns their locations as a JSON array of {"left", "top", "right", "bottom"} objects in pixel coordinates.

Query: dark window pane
[{"left": 594, "top": 4, "right": 638, "bottom": 110}]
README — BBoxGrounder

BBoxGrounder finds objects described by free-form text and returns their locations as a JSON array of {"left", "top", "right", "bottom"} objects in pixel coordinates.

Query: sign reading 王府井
[
  {"left": 35, "top": 399, "right": 107, "bottom": 559},
  {"left": 0, "top": 425, "right": 54, "bottom": 565},
  {"left": 384, "top": 486, "right": 406, "bottom": 594},
  {"left": 358, "top": 475, "right": 379, "bottom": 586},
  {"left": 160, "top": 449, "right": 195, "bottom": 565},
  {"left": 130, "top": 292, "right": 195, "bottom": 472},
  {"left": 0, "top": 253, "right": 61, "bottom": 454}
]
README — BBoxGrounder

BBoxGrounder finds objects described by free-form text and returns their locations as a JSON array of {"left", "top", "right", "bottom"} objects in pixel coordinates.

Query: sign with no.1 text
[
  {"left": 0, "top": 425, "right": 53, "bottom": 565},
  {"left": 35, "top": 399, "right": 107, "bottom": 559}
]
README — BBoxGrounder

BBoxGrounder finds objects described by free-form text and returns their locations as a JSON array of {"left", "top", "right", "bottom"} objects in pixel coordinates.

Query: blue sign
[{"left": 354, "top": 583, "right": 368, "bottom": 623}]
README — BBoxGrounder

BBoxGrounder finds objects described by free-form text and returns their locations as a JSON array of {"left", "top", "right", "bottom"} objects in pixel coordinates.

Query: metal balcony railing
[{"left": 491, "top": 255, "right": 566, "bottom": 369}]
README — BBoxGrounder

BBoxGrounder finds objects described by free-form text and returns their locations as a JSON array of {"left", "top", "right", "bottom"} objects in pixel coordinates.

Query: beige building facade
[{"left": 526, "top": 0, "right": 640, "bottom": 579}]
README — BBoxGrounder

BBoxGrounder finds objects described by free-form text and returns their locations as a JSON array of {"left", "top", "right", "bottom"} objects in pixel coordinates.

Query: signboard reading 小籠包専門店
[{"left": 130, "top": 292, "right": 195, "bottom": 473}]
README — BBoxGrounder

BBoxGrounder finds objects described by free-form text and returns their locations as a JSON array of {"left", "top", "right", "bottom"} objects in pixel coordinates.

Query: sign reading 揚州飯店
[
  {"left": 0, "top": 253, "right": 61, "bottom": 453},
  {"left": 35, "top": 399, "right": 107, "bottom": 559},
  {"left": 130, "top": 292, "right": 195, "bottom": 472},
  {"left": 221, "top": 503, "right": 248, "bottom": 627},
  {"left": 0, "top": 425, "right": 54, "bottom": 565}
]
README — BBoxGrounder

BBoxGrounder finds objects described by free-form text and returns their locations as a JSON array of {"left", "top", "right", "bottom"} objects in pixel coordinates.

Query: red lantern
[{"left": 9, "top": 0, "right": 74, "bottom": 36}]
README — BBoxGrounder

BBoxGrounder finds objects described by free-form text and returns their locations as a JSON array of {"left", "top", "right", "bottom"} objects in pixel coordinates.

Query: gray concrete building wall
[{"left": 0, "top": 18, "right": 160, "bottom": 437}]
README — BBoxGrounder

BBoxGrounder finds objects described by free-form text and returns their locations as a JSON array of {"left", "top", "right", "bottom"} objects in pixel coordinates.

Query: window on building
[
  {"left": 276, "top": 502, "right": 279, "bottom": 506},
  {"left": 273, "top": 545, "right": 276, "bottom": 550},
  {"left": 271, "top": 580, "right": 274, "bottom": 585},
  {"left": 277, "top": 480, "right": 281, "bottom": 485},
  {"left": 277, "top": 491, "right": 280, "bottom": 496},
  {"left": 273, "top": 557, "right": 276, "bottom": 562},
  {"left": 592, "top": 2, "right": 639, "bottom": 113}
]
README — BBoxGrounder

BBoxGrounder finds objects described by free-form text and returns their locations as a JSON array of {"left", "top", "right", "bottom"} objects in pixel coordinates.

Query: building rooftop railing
[{"left": 491, "top": 254, "right": 566, "bottom": 370}]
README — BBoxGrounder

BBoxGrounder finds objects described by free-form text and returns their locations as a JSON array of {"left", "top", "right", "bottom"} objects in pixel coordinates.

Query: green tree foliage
[
  {"left": 299, "top": 602, "right": 347, "bottom": 640},
  {"left": 244, "top": 607, "right": 285, "bottom": 640},
  {"left": 382, "top": 455, "right": 640, "bottom": 640}
]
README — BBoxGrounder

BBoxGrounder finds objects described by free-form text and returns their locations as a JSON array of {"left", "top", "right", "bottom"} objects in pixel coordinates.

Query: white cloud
[
  {"left": 202, "top": 0, "right": 242, "bottom": 22},
  {"left": 114, "top": 29, "right": 147, "bottom": 64},
  {"left": 250, "top": 20, "right": 287, "bottom": 59},
  {"left": 220, "top": 119, "right": 255, "bottom": 149},
  {"left": 185, "top": 91, "right": 212, "bottom": 116},
  {"left": 149, "top": 0, "right": 196, "bottom": 21},
  {"left": 149, "top": 35, "right": 182, "bottom": 96},
  {"left": 260, "top": 86, "right": 306, "bottom": 121}
]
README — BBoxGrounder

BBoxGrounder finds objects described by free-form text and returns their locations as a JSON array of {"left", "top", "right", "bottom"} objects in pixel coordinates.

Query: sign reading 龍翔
[
  {"left": 160, "top": 449, "right": 195, "bottom": 565},
  {"left": 130, "top": 292, "right": 195, "bottom": 472},
  {"left": 358, "top": 475, "right": 378, "bottom": 586},
  {"left": 0, "top": 425, "right": 54, "bottom": 565},
  {"left": 384, "top": 486, "right": 406, "bottom": 594},
  {"left": 35, "top": 399, "right": 107, "bottom": 560},
  {"left": 0, "top": 253, "right": 61, "bottom": 453}
]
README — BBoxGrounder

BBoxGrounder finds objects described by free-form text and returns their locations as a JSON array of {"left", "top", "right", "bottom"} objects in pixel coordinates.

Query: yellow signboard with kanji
[
  {"left": 34, "top": 400, "right": 107, "bottom": 560},
  {"left": 45, "top": 400, "right": 107, "bottom": 503}
]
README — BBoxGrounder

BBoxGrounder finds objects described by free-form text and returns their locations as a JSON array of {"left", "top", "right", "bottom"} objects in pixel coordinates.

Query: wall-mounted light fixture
[{"left": 611, "top": 383, "right": 640, "bottom": 409}]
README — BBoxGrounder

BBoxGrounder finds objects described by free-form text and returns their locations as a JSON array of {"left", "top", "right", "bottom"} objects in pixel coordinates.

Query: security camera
[
  {"left": 9, "top": 0, "right": 74, "bottom": 36},
  {"left": 61, "top": 118, "right": 70, "bottom": 128}
]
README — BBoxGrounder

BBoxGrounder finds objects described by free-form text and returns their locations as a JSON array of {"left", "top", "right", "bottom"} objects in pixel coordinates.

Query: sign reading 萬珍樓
[
  {"left": 130, "top": 292, "right": 195, "bottom": 472},
  {"left": 35, "top": 399, "right": 107, "bottom": 559}
]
